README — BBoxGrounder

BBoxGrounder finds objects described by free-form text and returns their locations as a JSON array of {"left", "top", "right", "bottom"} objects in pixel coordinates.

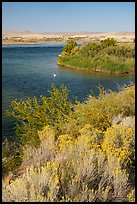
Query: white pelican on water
[{"left": 53, "top": 73, "right": 56, "bottom": 77}]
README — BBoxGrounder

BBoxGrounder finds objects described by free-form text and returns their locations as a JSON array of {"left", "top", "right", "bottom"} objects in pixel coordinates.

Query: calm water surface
[{"left": 2, "top": 43, "right": 135, "bottom": 140}]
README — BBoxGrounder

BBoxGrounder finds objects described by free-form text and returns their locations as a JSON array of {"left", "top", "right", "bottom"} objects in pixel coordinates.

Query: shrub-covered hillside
[
  {"left": 58, "top": 38, "right": 135, "bottom": 74},
  {"left": 2, "top": 83, "right": 135, "bottom": 202}
]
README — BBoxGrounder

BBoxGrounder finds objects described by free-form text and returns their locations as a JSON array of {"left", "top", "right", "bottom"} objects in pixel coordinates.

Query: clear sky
[{"left": 2, "top": 2, "right": 135, "bottom": 33}]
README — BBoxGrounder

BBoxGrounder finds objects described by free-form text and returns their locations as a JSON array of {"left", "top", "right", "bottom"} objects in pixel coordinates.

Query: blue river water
[{"left": 2, "top": 43, "right": 135, "bottom": 140}]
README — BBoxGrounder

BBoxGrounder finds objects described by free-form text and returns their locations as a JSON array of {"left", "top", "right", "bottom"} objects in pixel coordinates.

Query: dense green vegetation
[
  {"left": 2, "top": 83, "right": 135, "bottom": 202},
  {"left": 2, "top": 84, "right": 73, "bottom": 176},
  {"left": 58, "top": 38, "right": 135, "bottom": 74}
]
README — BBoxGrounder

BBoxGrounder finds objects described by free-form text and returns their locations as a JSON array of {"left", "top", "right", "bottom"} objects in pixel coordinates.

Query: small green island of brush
[{"left": 58, "top": 38, "right": 135, "bottom": 75}]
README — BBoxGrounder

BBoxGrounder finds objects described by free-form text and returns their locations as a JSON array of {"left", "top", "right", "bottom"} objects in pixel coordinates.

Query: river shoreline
[
  {"left": 58, "top": 61, "right": 135, "bottom": 76},
  {"left": 2, "top": 40, "right": 67, "bottom": 45}
]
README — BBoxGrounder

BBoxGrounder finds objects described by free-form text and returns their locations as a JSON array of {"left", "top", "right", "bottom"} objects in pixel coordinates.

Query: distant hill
[{"left": 2, "top": 31, "right": 135, "bottom": 44}]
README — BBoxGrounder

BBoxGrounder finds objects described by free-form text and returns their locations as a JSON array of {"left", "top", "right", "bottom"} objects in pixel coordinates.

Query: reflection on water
[{"left": 2, "top": 44, "right": 135, "bottom": 140}]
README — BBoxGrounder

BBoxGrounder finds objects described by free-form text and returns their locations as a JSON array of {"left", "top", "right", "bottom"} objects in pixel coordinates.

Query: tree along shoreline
[{"left": 57, "top": 38, "right": 135, "bottom": 75}]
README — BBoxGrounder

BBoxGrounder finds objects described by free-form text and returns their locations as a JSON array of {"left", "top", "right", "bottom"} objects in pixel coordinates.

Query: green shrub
[
  {"left": 6, "top": 83, "right": 73, "bottom": 146},
  {"left": 3, "top": 84, "right": 73, "bottom": 176},
  {"left": 100, "top": 37, "right": 117, "bottom": 47},
  {"left": 2, "top": 139, "right": 22, "bottom": 177},
  {"left": 62, "top": 40, "right": 77, "bottom": 55}
]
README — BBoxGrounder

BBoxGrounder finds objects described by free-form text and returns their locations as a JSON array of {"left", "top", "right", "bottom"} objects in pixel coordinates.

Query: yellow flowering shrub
[
  {"left": 3, "top": 161, "right": 61, "bottom": 202},
  {"left": 99, "top": 83, "right": 135, "bottom": 117},
  {"left": 127, "top": 189, "right": 135, "bottom": 202},
  {"left": 102, "top": 123, "right": 135, "bottom": 166},
  {"left": 57, "top": 134, "right": 74, "bottom": 152},
  {"left": 38, "top": 125, "right": 55, "bottom": 144},
  {"left": 61, "top": 84, "right": 134, "bottom": 137},
  {"left": 2, "top": 84, "right": 135, "bottom": 202}
]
